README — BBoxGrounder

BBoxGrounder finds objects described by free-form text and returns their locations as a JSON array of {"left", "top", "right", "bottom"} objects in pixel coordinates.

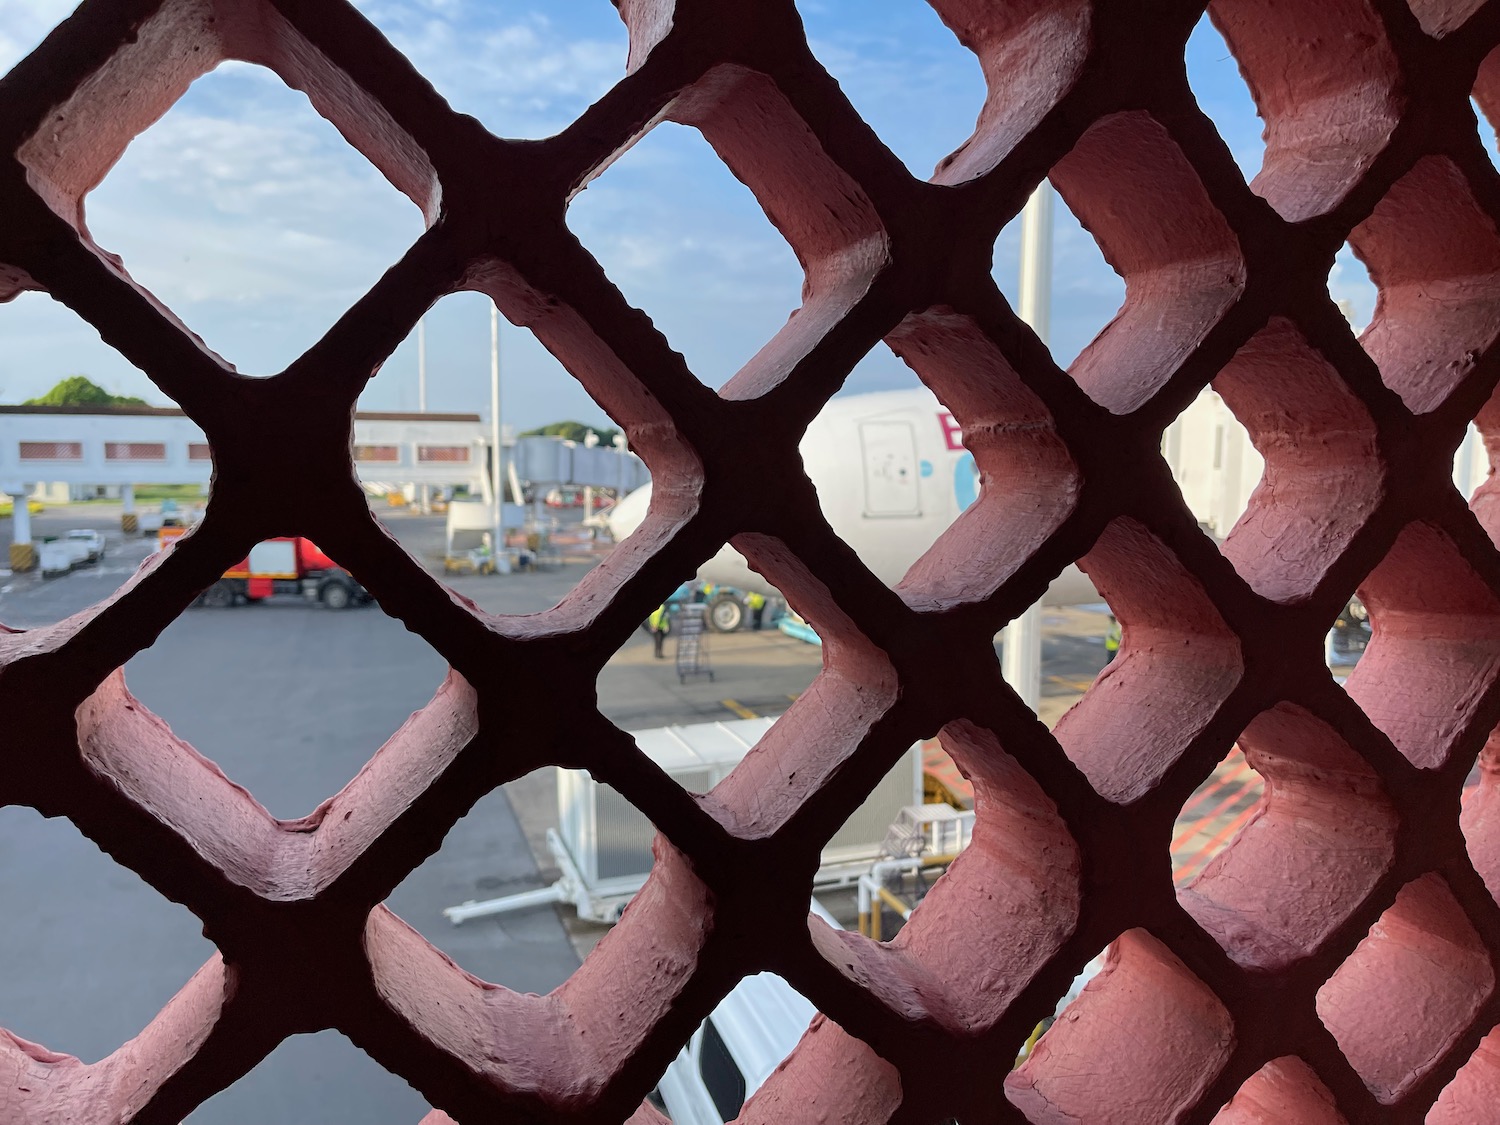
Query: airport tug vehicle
[{"left": 194, "top": 537, "right": 371, "bottom": 610}]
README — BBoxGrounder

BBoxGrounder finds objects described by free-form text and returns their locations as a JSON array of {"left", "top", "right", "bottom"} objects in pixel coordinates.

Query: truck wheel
[
  {"left": 320, "top": 582, "right": 353, "bottom": 610},
  {"left": 708, "top": 594, "right": 744, "bottom": 633},
  {"left": 201, "top": 581, "right": 235, "bottom": 608}
]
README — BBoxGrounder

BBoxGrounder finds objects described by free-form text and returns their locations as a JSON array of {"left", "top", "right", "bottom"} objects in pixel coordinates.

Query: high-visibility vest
[
  {"left": 649, "top": 606, "right": 670, "bottom": 631},
  {"left": 746, "top": 591, "right": 766, "bottom": 610}
]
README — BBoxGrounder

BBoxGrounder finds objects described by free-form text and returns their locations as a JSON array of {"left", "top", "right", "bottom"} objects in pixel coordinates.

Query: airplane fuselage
[{"left": 608, "top": 387, "right": 1097, "bottom": 607}]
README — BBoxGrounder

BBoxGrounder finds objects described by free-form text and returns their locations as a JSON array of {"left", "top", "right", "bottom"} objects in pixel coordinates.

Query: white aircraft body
[{"left": 607, "top": 387, "right": 1098, "bottom": 610}]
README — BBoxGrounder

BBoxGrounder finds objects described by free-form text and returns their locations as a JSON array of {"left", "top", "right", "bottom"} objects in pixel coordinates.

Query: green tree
[
  {"left": 520, "top": 420, "right": 622, "bottom": 447},
  {"left": 23, "top": 376, "right": 146, "bottom": 407}
]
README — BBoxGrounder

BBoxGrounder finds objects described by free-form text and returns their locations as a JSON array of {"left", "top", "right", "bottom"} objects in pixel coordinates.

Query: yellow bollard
[
  {"left": 9, "top": 542, "right": 35, "bottom": 572},
  {"left": 121, "top": 512, "right": 138, "bottom": 534}
]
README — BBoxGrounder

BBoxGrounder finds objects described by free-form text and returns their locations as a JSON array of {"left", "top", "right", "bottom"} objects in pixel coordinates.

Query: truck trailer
[{"left": 195, "top": 538, "right": 371, "bottom": 610}]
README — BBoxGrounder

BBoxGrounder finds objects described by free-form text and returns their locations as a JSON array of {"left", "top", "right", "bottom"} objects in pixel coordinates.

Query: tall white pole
[
  {"left": 418, "top": 316, "right": 428, "bottom": 412},
  {"left": 11, "top": 486, "right": 31, "bottom": 547},
  {"left": 490, "top": 304, "right": 503, "bottom": 563},
  {"left": 1003, "top": 183, "right": 1053, "bottom": 713},
  {"left": 418, "top": 315, "right": 429, "bottom": 511}
]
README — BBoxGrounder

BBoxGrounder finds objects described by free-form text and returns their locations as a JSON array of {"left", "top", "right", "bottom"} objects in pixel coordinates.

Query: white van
[{"left": 653, "top": 902, "right": 838, "bottom": 1124}]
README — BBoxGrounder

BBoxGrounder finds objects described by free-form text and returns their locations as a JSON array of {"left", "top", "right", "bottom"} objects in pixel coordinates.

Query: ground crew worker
[
  {"left": 1104, "top": 614, "right": 1122, "bottom": 666},
  {"left": 746, "top": 590, "right": 767, "bottom": 630},
  {"left": 648, "top": 604, "right": 671, "bottom": 658}
]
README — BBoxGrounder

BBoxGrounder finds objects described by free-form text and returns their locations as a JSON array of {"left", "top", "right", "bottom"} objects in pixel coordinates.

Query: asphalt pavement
[
  {"left": 0, "top": 509, "right": 604, "bottom": 1123},
  {"left": 0, "top": 504, "right": 1113, "bottom": 1122}
]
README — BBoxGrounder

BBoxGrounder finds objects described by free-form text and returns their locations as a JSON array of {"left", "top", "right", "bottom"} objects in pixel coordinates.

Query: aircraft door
[{"left": 859, "top": 421, "right": 921, "bottom": 517}]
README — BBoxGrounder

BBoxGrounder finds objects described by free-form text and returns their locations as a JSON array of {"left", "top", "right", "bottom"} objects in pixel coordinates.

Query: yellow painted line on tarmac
[
  {"left": 721, "top": 699, "right": 758, "bottom": 720},
  {"left": 1046, "top": 674, "right": 1096, "bottom": 693}
]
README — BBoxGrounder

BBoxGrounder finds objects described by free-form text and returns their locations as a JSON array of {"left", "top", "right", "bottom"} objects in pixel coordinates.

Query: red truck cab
[{"left": 196, "top": 538, "right": 371, "bottom": 610}]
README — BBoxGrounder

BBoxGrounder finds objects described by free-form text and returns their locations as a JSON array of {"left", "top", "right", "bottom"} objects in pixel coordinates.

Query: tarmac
[{"left": 0, "top": 500, "right": 1127, "bottom": 1121}]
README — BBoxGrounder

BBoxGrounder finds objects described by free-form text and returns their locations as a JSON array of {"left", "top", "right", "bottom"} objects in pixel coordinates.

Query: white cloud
[{"left": 0, "top": 2, "right": 1210, "bottom": 426}]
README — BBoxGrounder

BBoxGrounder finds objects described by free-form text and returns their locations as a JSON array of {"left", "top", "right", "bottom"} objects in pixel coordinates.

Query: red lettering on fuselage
[{"left": 939, "top": 412, "right": 965, "bottom": 451}]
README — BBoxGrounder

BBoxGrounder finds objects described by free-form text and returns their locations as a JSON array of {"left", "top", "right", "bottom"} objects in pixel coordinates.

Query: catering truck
[{"left": 194, "top": 537, "right": 371, "bottom": 610}]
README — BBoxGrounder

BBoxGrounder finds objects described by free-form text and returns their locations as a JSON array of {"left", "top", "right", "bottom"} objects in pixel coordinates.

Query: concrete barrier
[{"left": 8, "top": 542, "right": 35, "bottom": 572}]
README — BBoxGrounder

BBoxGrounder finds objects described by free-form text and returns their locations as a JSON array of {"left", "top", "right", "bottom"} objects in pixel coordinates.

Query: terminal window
[
  {"left": 104, "top": 442, "right": 167, "bottom": 461},
  {"left": 354, "top": 444, "right": 401, "bottom": 463},
  {"left": 417, "top": 445, "right": 470, "bottom": 462},
  {"left": 18, "top": 441, "right": 82, "bottom": 461}
]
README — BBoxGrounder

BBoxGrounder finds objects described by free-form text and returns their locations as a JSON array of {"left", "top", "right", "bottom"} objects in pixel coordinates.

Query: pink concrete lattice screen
[{"left": 6, "top": 0, "right": 1500, "bottom": 1122}]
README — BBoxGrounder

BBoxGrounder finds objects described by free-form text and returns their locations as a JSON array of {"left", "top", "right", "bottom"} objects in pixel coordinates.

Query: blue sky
[{"left": 0, "top": 1, "right": 1394, "bottom": 429}]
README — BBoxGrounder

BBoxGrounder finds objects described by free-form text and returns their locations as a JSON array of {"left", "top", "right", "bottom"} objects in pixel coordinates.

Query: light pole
[
  {"left": 1002, "top": 182, "right": 1053, "bottom": 713},
  {"left": 418, "top": 315, "right": 428, "bottom": 413},
  {"left": 490, "top": 304, "right": 503, "bottom": 566},
  {"left": 417, "top": 315, "right": 429, "bottom": 511}
]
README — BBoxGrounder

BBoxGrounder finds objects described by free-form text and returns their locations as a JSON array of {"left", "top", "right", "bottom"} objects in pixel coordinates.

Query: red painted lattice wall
[{"left": 4, "top": 0, "right": 1500, "bottom": 1122}]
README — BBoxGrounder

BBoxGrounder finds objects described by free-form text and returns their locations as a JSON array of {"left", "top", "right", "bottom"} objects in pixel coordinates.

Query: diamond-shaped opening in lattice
[
  {"left": 1185, "top": 10, "right": 1266, "bottom": 183},
  {"left": 352, "top": 4, "right": 629, "bottom": 141},
  {"left": 393, "top": 272, "right": 700, "bottom": 640},
  {"left": 991, "top": 187, "right": 1128, "bottom": 373},
  {"left": 1211, "top": 1056, "right": 1348, "bottom": 1125},
  {"left": 1429, "top": 1024, "right": 1500, "bottom": 1124},
  {"left": 368, "top": 839, "right": 723, "bottom": 1116},
  {"left": 0, "top": 805, "right": 215, "bottom": 1064},
  {"left": 1452, "top": 423, "right": 1491, "bottom": 505},
  {"left": 81, "top": 63, "right": 427, "bottom": 376},
  {"left": 15, "top": 0, "right": 438, "bottom": 373},
  {"left": 1316, "top": 873, "right": 1494, "bottom": 1104},
  {"left": 1209, "top": 318, "right": 1382, "bottom": 604},
  {"left": 178, "top": 1029, "right": 430, "bottom": 1123},
  {"left": 1342, "top": 522, "right": 1500, "bottom": 770},
  {"left": 1171, "top": 745, "right": 1265, "bottom": 886},
  {"left": 384, "top": 763, "right": 588, "bottom": 982},
  {"left": 799, "top": 1, "right": 984, "bottom": 181},
  {"left": 866, "top": 308, "right": 1082, "bottom": 612},
  {"left": 1165, "top": 386, "right": 1260, "bottom": 542},
  {"left": 1007, "top": 929, "right": 1235, "bottom": 1124},
  {"left": 1176, "top": 703, "right": 1397, "bottom": 972},
  {"left": 1329, "top": 242, "right": 1376, "bottom": 333},
  {"left": 802, "top": 0, "right": 1088, "bottom": 186},
  {"left": 359, "top": 293, "right": 638, "bottom": 614},
  {"left": 572, "top": 63, "right": 889, "bottom": 402},
  {"left": 79, "top": 656, "right": 478, "bottom": 902},
  {"left": 1348, "top": 156, "right": 1500, "bottom": 415},
  {"left": 1054, "top": 518, "right": 1243, "bottom": 803},
  {"left": 1049, "top": 112, "right": 1246, "bottom": 414},
  {"left": 807, "top": 721, "right": 1078, "bottom": 1039},
  {"left": 1203, "top": 0, "right": 1401, "bottom": 222},
  {"left": 993, "top": 599, "right": 1122, "bottom": 732},
  {"left": 566, "top": 121, "right": 804, "bottom": 390}
]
